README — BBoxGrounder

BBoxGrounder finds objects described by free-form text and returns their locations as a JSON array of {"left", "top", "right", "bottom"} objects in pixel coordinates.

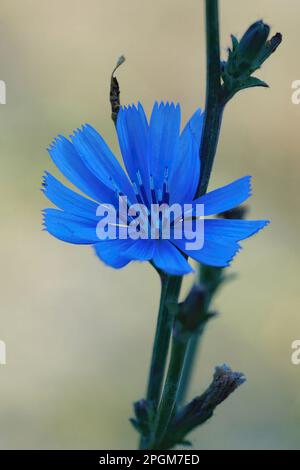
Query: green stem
[
  {"left": 178, "top": 266, "right": 223, "bottom": 404},
  {"left": 139, "top": 274, "right": 182, "bottom": 449},
  {"left": 179, "top": 0, "right": 224, "bottom": 404},
  {"left": 177, "top": 331, "right": 200, "bottom": 405},
  {"left": 148, "top": 2, "right": 224, "bottom": 444},
  {"left": 177, "top": 302, "right": 213, "bottom": 404},
  {"left": 145, "top": 274, "right": 182, "bottom": 406},
  {"left": 197, "top": 0, "right": 223, "bottom": 198},
  {"left": 150, "top": 334, "right": 190, "bottom": 449}
]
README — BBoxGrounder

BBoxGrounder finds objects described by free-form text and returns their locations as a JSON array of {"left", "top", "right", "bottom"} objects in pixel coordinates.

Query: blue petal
[
  {"left": 71, "top": 124, "right": 136, "bottom": 203},
  {"left": 172, "top": 237, "right": 240, "bottom": 268},
  {"left": 148, "top": 102, "right": 181, "bottom": 193},
  {"left": 190, "top": 176, "right": 252, "bottom": 216},
  {"left": 48, "top": 135, "right": 117, "bottom": 204},
  {"left": 172, "top": 218, "right": 269, "bottom": 267},
  {"left": 94, "top": 239, "right": 134, "bottom": 268},
  {"left": 94, "top": 239, "right": 156, "bottom": 269},
  {"left": 169, "top": 109, "right": 204, "bottom": 204},
  {"left": 42, "top": 172, "right": 98, "bottom": 220},
  {"left": 117, "top": 103, "right": 150, "bottom": 202},
  {"left": 152, "top": 240, "right": 193, "bottom": 275},
  {"left": 124, "top": 239, "right": 155, "bottom": 261},
  {"left": 204, "top": 219, "right": 269, "bottom": 242},
  {"left": 43, "top": 209, "right": 99, "bottom": 244},
  {"left": 182, "top": 108, "right": 204, "bottom": 149}
]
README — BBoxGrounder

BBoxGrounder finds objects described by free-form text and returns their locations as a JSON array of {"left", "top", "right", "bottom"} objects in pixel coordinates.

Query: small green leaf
[{"left": 239, "top": 76, "right": 269, "bottom": 90}]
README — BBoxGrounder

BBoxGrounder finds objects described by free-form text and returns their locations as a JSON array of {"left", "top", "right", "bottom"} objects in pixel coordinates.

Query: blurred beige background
[{"left": 0, "top": 0, "right": 299, "bottom": 450}]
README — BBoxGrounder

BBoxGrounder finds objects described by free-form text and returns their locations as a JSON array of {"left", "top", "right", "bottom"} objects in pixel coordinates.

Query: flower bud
[
  {"left": 239, "top": 20, "right": 270, "bottom": 65},
  {"left": 221, "top": 21, "right": 282, "bottom": 102}
]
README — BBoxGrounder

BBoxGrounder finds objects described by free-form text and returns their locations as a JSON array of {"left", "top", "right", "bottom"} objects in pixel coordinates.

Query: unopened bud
[{"left": 239, "top": 21, "right": 270, "bottom": 65}]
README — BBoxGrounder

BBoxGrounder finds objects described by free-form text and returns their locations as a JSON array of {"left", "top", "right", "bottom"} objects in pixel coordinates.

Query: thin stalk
[
  {"left": 177, "top": 286, "right": 214, "bottom": 404},
  {"left": 145, "top": 274, "right": 170, "bottom": 406},
  {"left": 150, "top": 334, "right": 190, "bottom": 449},
  {"left": 179, "top": 0, "right": 224, "bottom": 403},
  {"left": 145, "top": 274, "right": 182, "bottom": 407},
  {"left": 178, "top": 265, "right": 223, "bottom": 403},
  {"left": 197, "top": 0, "right": 223, "bottom": 198},
  {"left": 177, "top": 329, "right": 201, "bottom": 405},
  {"left": 139, "top": 274, "right": 182, "bottom": 449}
]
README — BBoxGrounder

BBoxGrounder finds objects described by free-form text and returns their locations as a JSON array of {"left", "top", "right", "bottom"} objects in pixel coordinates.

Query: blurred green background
[{"left": 0, "top": 0, "right": 299, "bottom": 450}]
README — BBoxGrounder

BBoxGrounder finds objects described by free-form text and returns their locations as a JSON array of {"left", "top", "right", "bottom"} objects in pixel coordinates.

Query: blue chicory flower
[{"left": 42, "top": 102, "right": 268, "bottom": 276}]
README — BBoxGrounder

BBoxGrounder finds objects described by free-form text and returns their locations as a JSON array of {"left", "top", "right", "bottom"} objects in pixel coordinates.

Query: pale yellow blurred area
[{"left": 0, "top": 0, "right": 299, "bottom": 450}]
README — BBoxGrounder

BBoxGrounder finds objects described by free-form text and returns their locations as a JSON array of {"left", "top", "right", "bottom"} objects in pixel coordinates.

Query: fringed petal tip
[
  {"left": 261, "top": 219, "right": 270, "bottom": 228},
  {"left": 245, "top": 174, "right": 252, "bottom": 198},
  {"left": 152, "top": 100, "right": 181, "bottom": 108},
  {"left": 223, "top": 244, "right": 242, "bottom": 268},
  {"left": 119, "top": 101, "right": 181, "bottom": 117},
  {"left": 194, "top": 175, "right": 253, "bottom": 217},
  {"left": 69, "top": 123, "right": 93, "bottom": 138},
  {"left": 220, "top": 219, "right": 270, "bottom": 268},
  {"left": 239, "top": 219, "right": 270, "bottom": 238},
  {"left": 47, "top": 134, "right": 65, "bottom": 153},
  {"left": 120, "top": 103, "right": 141, "bottom": 113},
  {"left": 41, "top": 171, "right": 49, "bottom": 190}
]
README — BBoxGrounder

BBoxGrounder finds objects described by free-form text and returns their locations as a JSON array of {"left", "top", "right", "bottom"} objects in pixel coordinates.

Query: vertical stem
[
  {"left": 179, "top": 0, "right": 224, "bottom": 404},
  {"left": 145, "top": 274, "right": 182, "bottom": 407},
  {"left": 177, "top": 328, "right": 201, "bottom": 405},
  {"left": 197, "top": 0, "right": 223, "bottom": 198},
  {"left": 150, "top": 334, "right": 190, "bottom": 449},
  {"left": 139, "top": 274, "right": 182, "bottom": 449},
  {"left": 178, "top": 266, "right": 223, "bottom": 404}
]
